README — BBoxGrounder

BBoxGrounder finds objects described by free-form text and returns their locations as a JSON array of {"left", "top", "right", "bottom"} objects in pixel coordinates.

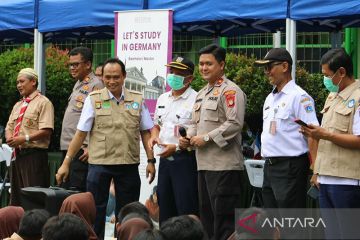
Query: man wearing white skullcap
[{"left": 5, "top": 67, "right": 54, "bottom": 205}]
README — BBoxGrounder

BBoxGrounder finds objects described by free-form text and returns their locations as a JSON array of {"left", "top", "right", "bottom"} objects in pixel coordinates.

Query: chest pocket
[
  {"left": 276, "top": 110, "right": 291, "bottom": 130},
  {"left": 204, "top": 101, "right": 219, "bottom": 122},
  {"left": 125, "top": 109, "right": 140, "bottom": 128},
  {"left": 332, "top": 107, "right": 352, "bottom": 132},
  {"left": 23, "top": 113, "right": 39, "bottom": 129},
  {"left": 95, "top": 109, "right": 112, "bottom": 128}
]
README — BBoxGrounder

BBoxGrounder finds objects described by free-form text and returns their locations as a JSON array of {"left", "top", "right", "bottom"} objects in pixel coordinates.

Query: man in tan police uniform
[
  {"left": 56, "top": 58, "right": 155, "bottom": 239},
  {"left": 60, "top": 46, "right": 104, "bottom": 191},
  {"left": 6, "top": 68, "right": 54, "bottom": 206},
  {"left": 180, "top": 44, "right": 246, "bottom": 240}
]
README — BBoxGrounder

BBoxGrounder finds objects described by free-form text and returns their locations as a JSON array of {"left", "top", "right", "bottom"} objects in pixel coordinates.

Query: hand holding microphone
[{"left": 179, "top": 127, "right": 191, "bottom": 151}]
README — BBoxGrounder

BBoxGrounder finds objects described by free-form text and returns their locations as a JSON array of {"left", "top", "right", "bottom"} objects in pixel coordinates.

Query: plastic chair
[
  {"left": 244, "top": 159, "right": 265, "bottom": 207},
  {"left": 0, "top": 144, "right": 12, "bottom": 199}
]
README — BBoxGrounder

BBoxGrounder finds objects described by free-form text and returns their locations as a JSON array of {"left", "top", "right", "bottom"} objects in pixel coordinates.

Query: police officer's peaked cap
[{"left": 165, "top": 56, "right": 195, "bottom": 73}]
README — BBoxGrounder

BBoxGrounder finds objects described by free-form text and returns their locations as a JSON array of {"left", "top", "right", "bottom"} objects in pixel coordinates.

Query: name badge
[{"left": 269, "top": 120, "right": 276, "bottom": 135}]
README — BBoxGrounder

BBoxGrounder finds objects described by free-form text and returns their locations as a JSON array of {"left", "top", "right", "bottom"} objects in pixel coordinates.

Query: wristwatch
[
  {"left": 203, "top": 134, "right": 210, "bottom": 142},
  {"left": 147, "top": 158, "right": 156, "bottom": 164}
]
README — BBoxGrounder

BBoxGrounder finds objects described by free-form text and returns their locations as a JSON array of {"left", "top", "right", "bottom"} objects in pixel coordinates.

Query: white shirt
[
  {"left": 318, "top": 105, "right": 360, "bottom": 185},
  {"left": 77, "top": 89, "right": 154, "bottom": 132},
  {"left": 154, "top": 87, "right": 197, "bottom": 145},
  {"left": 261, "top": 80, "right": 319, "bottom": 157}
]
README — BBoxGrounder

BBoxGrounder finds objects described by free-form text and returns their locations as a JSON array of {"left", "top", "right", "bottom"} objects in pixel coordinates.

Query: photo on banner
[
  {"left": 114, "top": 9, "right": 173, "bottom": 203},
  {"left": 115, "top": 9, "right": 173, "bottom": 117}
]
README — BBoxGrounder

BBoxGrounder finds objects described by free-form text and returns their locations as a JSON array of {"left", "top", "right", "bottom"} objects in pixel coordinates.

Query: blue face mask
[
  {"left": 166, "top": 74, "right": 185, "bottom": 90},
  {"left": 323, "top": 70, "right": 339, "bottom": 92}
]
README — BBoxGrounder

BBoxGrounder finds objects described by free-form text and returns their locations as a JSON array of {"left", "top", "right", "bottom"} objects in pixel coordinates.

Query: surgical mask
[
  {"left": 166, "top": 74, "right": 185, "bottom": 90},
  {"left": 323, "top": 70, "right": 341, "bottom": 92}
]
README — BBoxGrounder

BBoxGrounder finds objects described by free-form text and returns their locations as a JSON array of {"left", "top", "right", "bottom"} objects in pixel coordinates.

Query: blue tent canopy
[
  {"left": 290, "top": 0, "right": 360, "bottom": 31},
  {"left": 0, "top": 0, "right": 35, "bottom": 42},
  {"left": 38, "top": 0, "right": 145, "bottom": 41},
  {"left": 148, "top": 0, "right": 288, "bottom": 36},
  {"left": 37, "top": 0, "right": 288, "bottom": 39},
  {"left": 0, "top": 0, "right": 359, "bottom": 42}
]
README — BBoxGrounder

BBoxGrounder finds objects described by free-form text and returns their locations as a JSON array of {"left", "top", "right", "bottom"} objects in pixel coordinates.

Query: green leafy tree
[{"left": 0, "top": 46, "right": 72, "bottom": 150}]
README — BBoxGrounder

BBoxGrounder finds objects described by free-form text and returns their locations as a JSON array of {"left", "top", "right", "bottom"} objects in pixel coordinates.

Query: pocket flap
[
  {"left": 335, "top": 107, "right": 352, "bottom": 116},
  {"left": 204, "top": 103, "right": 218, "bottom": 111},
  {"left": 276, "top": 111, "right": 290, "bottom": 120},
  {"left": 96, "top": 109, "right": 111, "bottom": 116},
  {"left": 24, "top": 113, "right": 38, "bottom": 120}
]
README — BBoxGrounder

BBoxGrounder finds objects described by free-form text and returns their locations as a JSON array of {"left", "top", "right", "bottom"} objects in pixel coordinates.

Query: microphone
[
  {"left": 179, "top": 127, "right": 189, "bottom": 140},
  {"left": 179, "top": 127, "right": 191, "bottom": 151}
]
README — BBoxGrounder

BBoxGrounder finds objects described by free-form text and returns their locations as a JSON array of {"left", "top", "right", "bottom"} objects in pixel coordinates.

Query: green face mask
[
  {"left": 323, "top": 70, "right": 339, "bottom": 92},
  {"left": 166, "top": 74, "right": 185, "bottom": 90}
]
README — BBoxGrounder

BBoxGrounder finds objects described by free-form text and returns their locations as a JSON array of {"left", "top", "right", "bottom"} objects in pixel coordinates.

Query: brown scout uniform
[
  {"left": 60, "top": 72, "right": 104, "bottom": 150},
  {"left": 6, "top": 90, "right": 54, "bottom": 148},
  {"left": 188, "top": 76, "right": 246, "bottom": 170},
  {"left": 6, "top": 90, "right": 54, "bottom": 205},
  {"left": 315, "top": 80, "right": 360, "bottom": 179},
  {"left": 88, "top": 88, "right": 143, "bottom": 165}
]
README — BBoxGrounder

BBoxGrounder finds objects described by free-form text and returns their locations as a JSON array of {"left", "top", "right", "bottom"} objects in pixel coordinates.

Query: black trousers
[
  {"left": 198, "top": 170, "right": 242, "bottom": 240},
  {"left": 87, "top": 164, "right": 140, "bottom": 240},
  {"left": 262, "top": 154, "right": 310, "bottom": 208},
  {"left": 61, "top": 149, "right": 88, "bottom": 192},
  {"left": 157, "top": 150, "right": 198, "bottom": 224}
]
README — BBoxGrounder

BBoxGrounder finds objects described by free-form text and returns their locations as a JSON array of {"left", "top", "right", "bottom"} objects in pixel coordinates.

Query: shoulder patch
[
  {"left": 224, "top": 90, "right": 236, "bottom": 96},
  {"left": 300, "top": 97, "right": 311, "bottom": 103}
]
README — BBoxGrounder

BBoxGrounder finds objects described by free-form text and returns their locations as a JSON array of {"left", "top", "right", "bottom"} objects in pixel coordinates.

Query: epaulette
[
  {"left": 127, "top": 89, "right": 142, "bottom": 95},
  {"left": 89, "top": 90, "right": 101, "bottom": 96}
]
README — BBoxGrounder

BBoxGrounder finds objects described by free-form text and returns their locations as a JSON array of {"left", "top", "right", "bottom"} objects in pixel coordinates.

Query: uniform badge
[
  {"left": 125, "top": 103, "right": 131, "bottom": 109},
  {"left": 83, "top": 85, "right": 89, "bottom": 91},
  {"left": 27, "top": 119, "right": 33, "bottom": 126},
  {"left": 348, "top": 99, "right": 355, "bottom": 108},
  {"left": 76, "top": 95, "right": 84, "bottom": 102},
  {"left": 300, "top": 97, "right": 310, "bottom": 103},
  {"left": 208, "top": 96, "right": 218, "bottom": 101},
  {"left": 132, "top": 102, "right": 140, "bottom": 110},
  {"left": 76, "top": 102, "right": 83, "bottom": 108},
  {"left": 225, "top": 94, "right": 235, "bottom": 108},
  {"left": 213, "top": 90, "right": 219, "bottom": 96},
  {"left": 216, "top": 78, "right": 224, "bottom": 85},
  {"left": 102, "top": 100, "right": 111, "bottom": 109},
  {"left": 95, "top": 101, "right": 102, "bottom": 109},
  {"left": 304, "top": 104, "right": 313, "bottom": 113}
]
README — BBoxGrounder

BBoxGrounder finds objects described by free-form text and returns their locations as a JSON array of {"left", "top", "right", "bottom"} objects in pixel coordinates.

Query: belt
[
  {"left": 265, "top": 153, "right": 308, "bottom": 165},
  {"left": 17, "top": 148, "right": 47, "bottom": 157}
]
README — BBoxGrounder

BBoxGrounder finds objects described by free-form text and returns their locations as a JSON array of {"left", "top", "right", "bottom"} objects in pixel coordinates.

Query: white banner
[{"left": 115, "top": 9, "right": 173, "bottom": 101}]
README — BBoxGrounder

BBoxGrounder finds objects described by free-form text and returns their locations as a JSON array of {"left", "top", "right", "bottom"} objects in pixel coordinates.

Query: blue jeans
[{"left": 319, "top": 184, "right": 360, "bottom": 239}]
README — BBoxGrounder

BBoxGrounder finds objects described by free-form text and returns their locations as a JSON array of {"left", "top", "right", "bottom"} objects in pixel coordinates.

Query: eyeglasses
[
  {"left": 68, "top": 61, "right": 85, "bottom": 68},
  {"left": 264, "top": 62, "right": 283, "bottom": 72}
]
